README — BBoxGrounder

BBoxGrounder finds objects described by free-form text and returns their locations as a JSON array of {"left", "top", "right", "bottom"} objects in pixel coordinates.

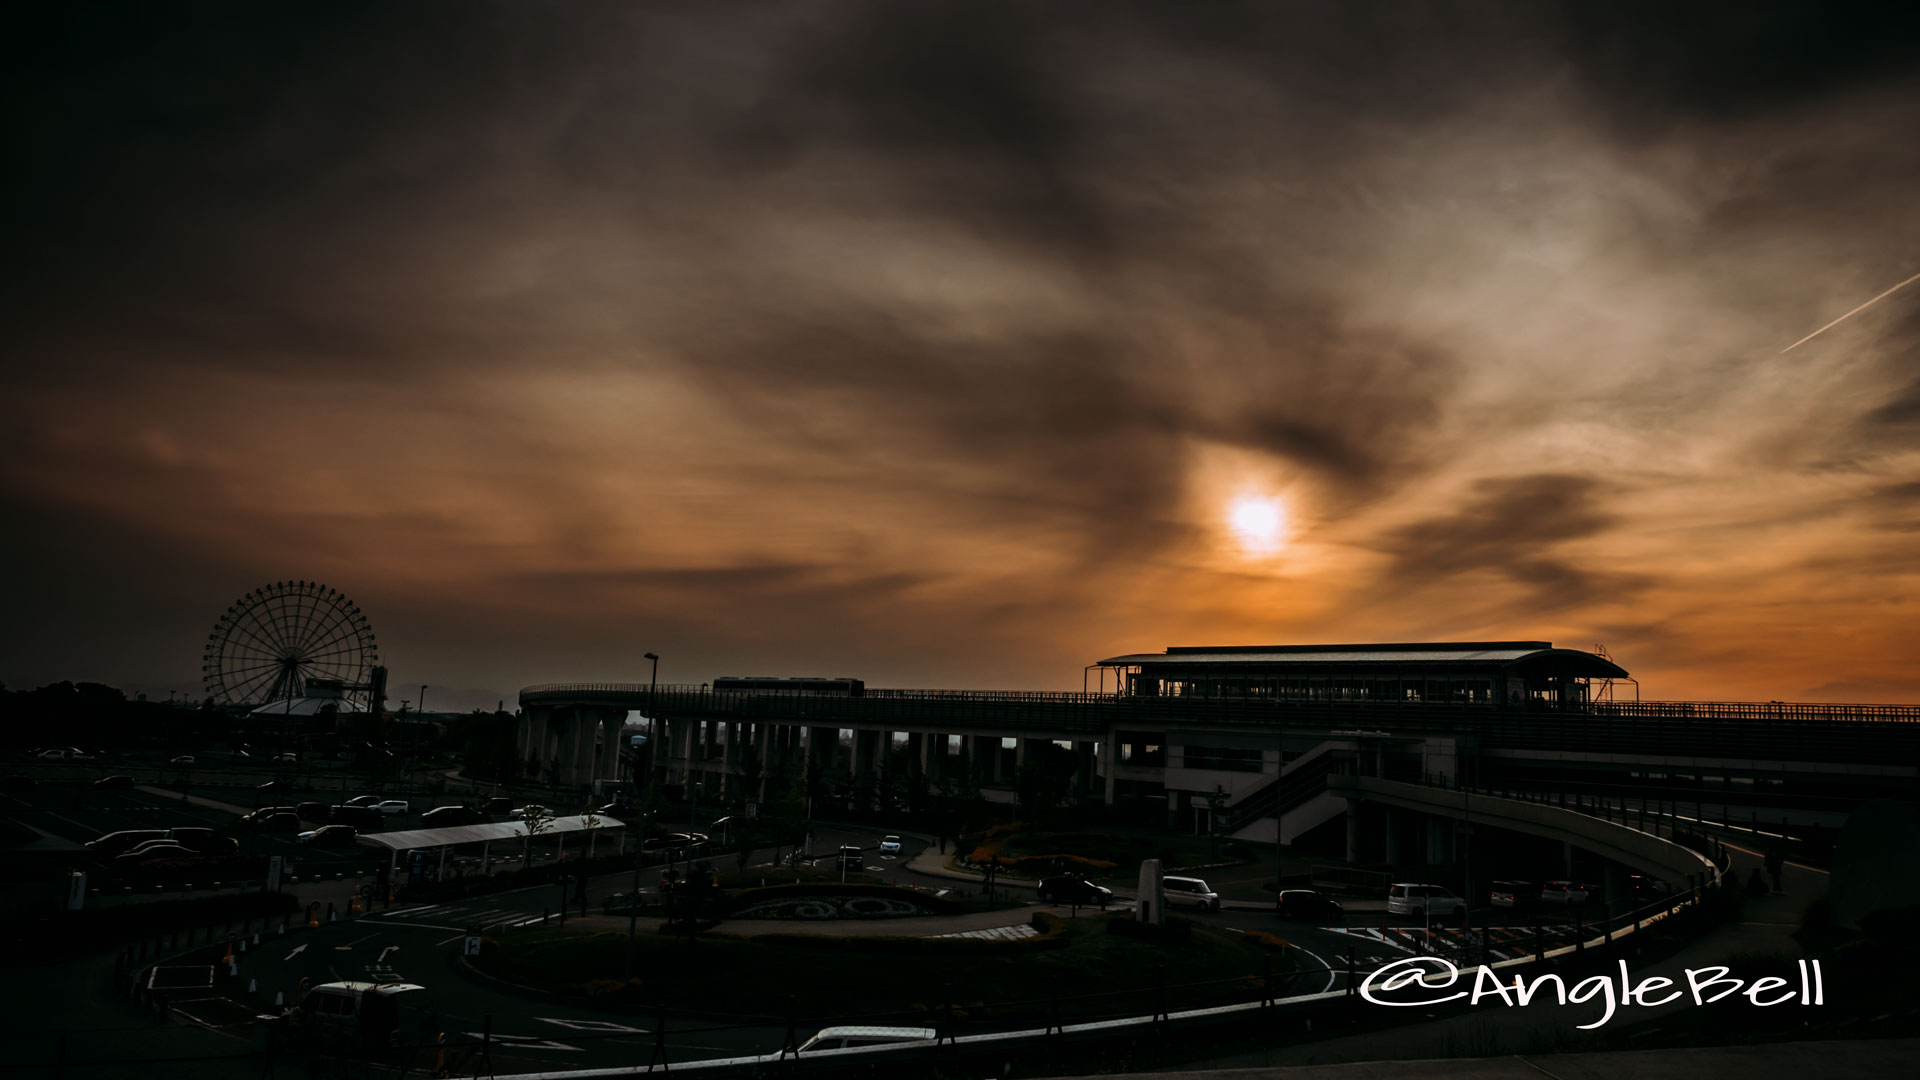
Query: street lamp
[
  {"left": 625, "top": 734, "right": 650, "bottom": 977},
  {"left": 644, "top": 652, "right": 661, "bottom": 796}
]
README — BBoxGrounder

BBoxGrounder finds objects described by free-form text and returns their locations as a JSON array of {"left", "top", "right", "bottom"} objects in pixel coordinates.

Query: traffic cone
[
  {"left": 252, "top": 933, "right": 261, "bottom": 946},
  {"left": 274, "top": 991, "right": 284, "bottom": 1008},
  {"left": 248, "top": 977, "right": 257, "bottom": 995}
]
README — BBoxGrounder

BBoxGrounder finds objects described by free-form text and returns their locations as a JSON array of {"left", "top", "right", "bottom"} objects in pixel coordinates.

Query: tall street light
[
  {"left": 644, "top": 652, "right": 661, "bottom": 799},
  {"left": 625, "top": 733, "right": 650, "bottom": 977}
]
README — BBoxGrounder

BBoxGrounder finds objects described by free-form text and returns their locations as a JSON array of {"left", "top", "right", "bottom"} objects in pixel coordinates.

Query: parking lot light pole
[
  {"left": 626, "top": 733, "right": 650, "bottom": 979},
  {"left": 644, "top": 653, "right": 661, "bottom": 799}
]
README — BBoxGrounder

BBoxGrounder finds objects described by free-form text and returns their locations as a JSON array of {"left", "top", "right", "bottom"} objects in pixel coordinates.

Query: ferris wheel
[{"left": 201, "top": 581, "right": 380, "bottom": 708}]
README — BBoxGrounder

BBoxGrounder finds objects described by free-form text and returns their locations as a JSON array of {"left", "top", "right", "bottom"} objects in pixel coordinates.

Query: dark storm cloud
[
  {"left": 1554, "top": 0, "right": 1920, "bottom": 129},
  {"left": 788, "top": 1, "right": 1113, "bottom": 260},
  {"left": 5, "top": 1, "right": 1919, "bottom": 703},
  {"left": 1864, "top": 376, "right": 1920, "bottom": 429},
  {"left": 1374, "top": 474, "right": 1652, "bottom": 611}
]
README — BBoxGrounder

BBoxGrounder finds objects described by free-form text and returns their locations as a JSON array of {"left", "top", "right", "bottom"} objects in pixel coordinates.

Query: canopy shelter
[
  {"left": 354, "top": 815, "right": 628, "bottom": 883},
  {"left": 1093, "top": 641, "right": 1633, "bottom": 706}
]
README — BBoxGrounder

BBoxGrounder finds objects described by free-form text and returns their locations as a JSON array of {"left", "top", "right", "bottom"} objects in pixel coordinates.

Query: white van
[
  {"left": 1161, "top": 876, "right": 1221, "bottom": 912},
  {"left": 1387, "top": 882, "right": 1467, "bottom": 918},
  {"left": 284, "top": 981, "right": 431, "bottom": 1053}
]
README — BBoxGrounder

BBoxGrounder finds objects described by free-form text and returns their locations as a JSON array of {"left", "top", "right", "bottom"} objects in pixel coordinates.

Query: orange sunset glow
[{"left": 4, "top": 4, "right": 1919, "bottom": 710}]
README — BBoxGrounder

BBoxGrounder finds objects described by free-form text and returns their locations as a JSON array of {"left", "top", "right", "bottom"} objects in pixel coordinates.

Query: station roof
[
  {"left": 356, "top": 815, "right": 628, "bottom": 851},
  {"left": 1097, "top": 642, "right": 1628, "bottom": 678}
]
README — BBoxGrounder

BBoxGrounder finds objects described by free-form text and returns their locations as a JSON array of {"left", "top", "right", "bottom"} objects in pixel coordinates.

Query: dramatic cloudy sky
[{"left": 5, "top": 1, "right": 1918, "bottom": 709}]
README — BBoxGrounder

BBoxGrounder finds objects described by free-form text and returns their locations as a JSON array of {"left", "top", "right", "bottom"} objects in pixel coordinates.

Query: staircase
[{"left": 1218, "top": 740, "right": 1348, "bottom": 837}]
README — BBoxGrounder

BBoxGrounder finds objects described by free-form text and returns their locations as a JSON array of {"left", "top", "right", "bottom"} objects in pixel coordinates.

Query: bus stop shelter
[{"left": 354, "top": 816, "right": 628, "bottom": 882}]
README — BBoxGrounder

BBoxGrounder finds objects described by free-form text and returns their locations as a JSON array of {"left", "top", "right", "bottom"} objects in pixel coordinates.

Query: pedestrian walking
[{"left": 1764, "top": 847, "right": 1784, "bottom": 893}]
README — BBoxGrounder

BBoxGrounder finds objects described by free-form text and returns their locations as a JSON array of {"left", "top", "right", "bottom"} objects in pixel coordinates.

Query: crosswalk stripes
[
  {"left": 368, "top": 903, "right": 555, "bottom": 929},
  {"left": 932, "top": 924, "right": 1039, "bottom": 941}
]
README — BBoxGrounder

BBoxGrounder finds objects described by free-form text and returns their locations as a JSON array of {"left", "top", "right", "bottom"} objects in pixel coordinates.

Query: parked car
[
  {"left": 255, "top": 812, "right": 303, "bottom": 834},
  {"left": 1387, "top": 883, "right": 1468, "bottom": 918},
  {"left": 93, "top": 775, "right": 136, "bottom": 789},
  {"left": 87, "top": 829, "right": 170, "bottom": 858},
  {"left": 299, "top": 825, "right": 360, "bottom": 847},
  {"left": 1630, "top": 875, "right": 1674, "bottom": 899},
  {"left": 420, "top": 805, "right": 469, "bottom": 827},
  {"left": 38, "top": 747, "right": 95, "bottom": 761},
  {"left": 797, "top": 1026, "right": 937, "bottom": 1053},
  {"left": 167, "top": 827, "right": 237, "bottom": 855},
  {"left": 297, "top": 801, "right": 333, "bottom": 822},
  {"left": 1540, "top": 880, "right": 1595, "bottom": 905},
  {"left": 1036, "top": 874, "right": 1112, "bottom": 907},
  {"left": 508, "top": 803, "right": 550, "bottom": 821},
  {"left": 343, "top": 795, "right": 383, "bottom": 808},
  {"left": 242, "top": 805, "right": 300, "bottom": 827},
  {"left": 1162, "top": 876, "right": 1221, "bottom": 912},
  {"left": 878, "top": 835, "right": 902, "bottom": 855},
  {"left": 279, "top": 981, "right": 430, "bottom": 1053},
  {"left": 273, "top": 752, "right": 298, "bottom": 764},
  {"left": 1276, "top": 889, "right": 1343, "bottom": 922},
  {"left": 596, "top": 801, "right": 634, "bottom": 819},
  {"left": 116, "top": 841, "right": 197, "bottom": 864},
  {"left": 1489, "top": 880, "right": 1538, "bottom": 910},
  {"left": 169, "top": 755, "right": 196, "bottom": 766},
  {"left": 375, "top": 800, "right": 410, "bottom": 816},
  {"left": 332, "top": 805, "right": 382, "bottom": 829}
]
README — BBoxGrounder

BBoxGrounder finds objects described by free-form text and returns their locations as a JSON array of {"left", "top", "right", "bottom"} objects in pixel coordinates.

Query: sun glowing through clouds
[{"left": 1227, "top": 494, "right": 1289, "bottom": 557}]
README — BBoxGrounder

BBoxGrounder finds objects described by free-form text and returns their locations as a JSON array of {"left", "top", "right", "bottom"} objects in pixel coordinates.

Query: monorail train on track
[{"left": 711, "top": 676, "right": 866, "bottom": 696}]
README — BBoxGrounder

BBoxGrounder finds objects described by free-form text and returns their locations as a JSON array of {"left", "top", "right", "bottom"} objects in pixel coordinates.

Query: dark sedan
[
  {"left": 1036, "top": 875, "right": 1112, "bottom": 907},
  {"left": 1276, "top": 889, "right": 1344, "bottom": 922},
  {"left": 298, "top": 825, "right": 360, "bottom": 848}
]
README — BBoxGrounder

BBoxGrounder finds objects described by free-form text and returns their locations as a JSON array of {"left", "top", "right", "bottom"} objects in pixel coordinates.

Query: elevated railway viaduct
[{"left": 517, "top": 642, "right": 1920, "bottom": 856}]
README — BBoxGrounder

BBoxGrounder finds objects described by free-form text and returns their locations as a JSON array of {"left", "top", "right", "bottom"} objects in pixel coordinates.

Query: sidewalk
[{"left": 1176, "top": 847, "right": 1830, "bottom": 1069}]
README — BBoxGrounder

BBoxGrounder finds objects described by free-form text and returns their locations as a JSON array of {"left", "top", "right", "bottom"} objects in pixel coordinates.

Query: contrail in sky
[{"left": 1781, "top": 268, "right": 1920, "bottom": 354}]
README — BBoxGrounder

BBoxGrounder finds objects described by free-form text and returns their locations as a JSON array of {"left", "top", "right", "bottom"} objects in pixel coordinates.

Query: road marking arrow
[
  {"left": 377, "top": 945, "right": 400, "bottom": 964},
  {"left": 284, "top": 944, "right": 308, "bottom": 960}
]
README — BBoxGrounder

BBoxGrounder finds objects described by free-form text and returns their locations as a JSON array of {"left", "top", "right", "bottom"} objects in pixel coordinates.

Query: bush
[{"left": 1239, "top": 930, "right": 1291, "bottom": 950}]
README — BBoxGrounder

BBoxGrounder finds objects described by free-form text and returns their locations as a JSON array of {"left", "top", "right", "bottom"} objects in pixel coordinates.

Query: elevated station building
[{"left": 517, "top": 640, "right": 1916, "bottom": 855}]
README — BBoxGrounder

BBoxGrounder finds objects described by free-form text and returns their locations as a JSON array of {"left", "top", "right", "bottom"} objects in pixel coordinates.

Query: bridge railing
[
  {"left": 523, "top": 683, "right": 1920, "bottom": 721},
  {"left": 517, "top": 685, "right": 1920, "bottom": 764}
]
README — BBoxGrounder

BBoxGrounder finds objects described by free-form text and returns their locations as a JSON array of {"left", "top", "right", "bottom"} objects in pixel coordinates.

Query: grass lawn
[{"left": 477, "top": 913, "right": 1299, "bottom": 1026}]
